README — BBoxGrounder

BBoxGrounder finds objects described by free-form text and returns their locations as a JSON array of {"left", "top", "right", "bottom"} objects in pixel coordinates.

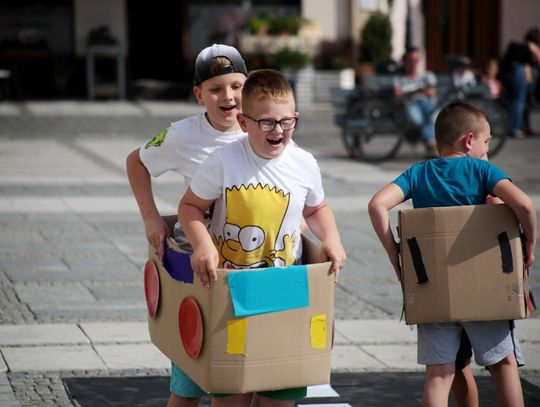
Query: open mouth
[
  {"left": 266, "top": 137, "right": 283, "bottom": 146},
  {"left": 220, "top": 104, "right": 236, "bottom": 112},
  {"left": 223, "top": 260, "right": 267, "bottom": 269}
]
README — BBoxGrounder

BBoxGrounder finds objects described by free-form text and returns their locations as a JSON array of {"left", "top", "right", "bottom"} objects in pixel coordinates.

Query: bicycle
[{"left": 334, "top": 75, "right": 508, "bottom": 162}]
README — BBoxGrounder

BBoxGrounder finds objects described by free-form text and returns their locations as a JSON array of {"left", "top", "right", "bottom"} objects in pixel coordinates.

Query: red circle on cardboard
[
  {"left": 179, "top": 296, "right": 203, "bottom": 359},
  {"left": 144, "top": 260, "right": 160, "bottom": 318}
]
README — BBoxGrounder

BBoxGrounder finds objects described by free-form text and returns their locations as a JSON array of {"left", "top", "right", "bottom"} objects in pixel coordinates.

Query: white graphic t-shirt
[
  {"left": 190, "top": 137, "right": 324, "bottom": 268},
  {"left": 139, "top": 113, "right": 246, "bottom": 185}
]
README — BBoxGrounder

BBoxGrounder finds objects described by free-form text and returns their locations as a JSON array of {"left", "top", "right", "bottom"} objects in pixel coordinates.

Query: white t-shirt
[
  {"left": 451, "top": 70, "right": 477, "bottom": 88},
  {"left": 190, "top": 137, "right": 324, "bottom": 268},
  {"left": 139, "top": 113, "right": 246, "bottom": 185},
  {"left": 393, "top": 71, "right": 437, "bottom": 99}
]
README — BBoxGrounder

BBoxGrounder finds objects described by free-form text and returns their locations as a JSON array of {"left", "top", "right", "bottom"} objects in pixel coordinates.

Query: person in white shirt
[
  {"left": 126, "top": 44, "right": 248, "bottom": 407},
  {"left": 179, "top": 69, "right": 347, "bottom": 407}
]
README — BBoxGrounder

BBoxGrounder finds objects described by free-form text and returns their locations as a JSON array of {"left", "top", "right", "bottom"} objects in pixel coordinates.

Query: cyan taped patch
[{"left": 227, "top": 265, "right": 309, "bottom": 317}]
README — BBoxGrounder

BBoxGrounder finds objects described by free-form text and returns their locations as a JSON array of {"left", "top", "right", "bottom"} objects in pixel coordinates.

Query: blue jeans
[
  {"left": 405, "top": 97, "right": 437, "bottom": 143},
  {"left": 502, "top": 63, "right": 527, "bottom": 135}
]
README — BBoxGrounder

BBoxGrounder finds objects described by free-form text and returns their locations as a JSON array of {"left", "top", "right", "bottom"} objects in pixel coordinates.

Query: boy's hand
[
  {"left": 145, "top": 216, "right": 169, "bottom": 260},
  {"left": 524, "top": 238, "right": 536, "bottom": 269},
  {"left": 389, "top": 241, "right": 402, "bottom": 281},
  {"left": 319, "top": 240, "right": 347, "bottom": 282},
  {"left": 190, "top": 242, "right": 219, "bottom": 288}
]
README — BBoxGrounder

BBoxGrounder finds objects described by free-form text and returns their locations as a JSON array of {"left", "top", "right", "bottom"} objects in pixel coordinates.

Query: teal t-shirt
[{"left": 392, "top": 156, "right": 509, "bottom": 208}]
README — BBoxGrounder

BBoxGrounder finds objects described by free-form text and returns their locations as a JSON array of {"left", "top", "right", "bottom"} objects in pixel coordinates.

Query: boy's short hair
[
  {"left": 194, "top": 44, "right": 247, "bottom": 86},
  {"left": 242, "top": 69, "right": 294, "bottom": 113},
  {"left": 435, "top": 102, "right": 488, "bottom": 148}
]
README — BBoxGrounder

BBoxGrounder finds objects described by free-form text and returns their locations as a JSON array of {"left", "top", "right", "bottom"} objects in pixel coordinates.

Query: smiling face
[
  {"left": 193, "top": 72, "right": 245, "bottom": 132},
  {"left": 238, "top": 96, "right": 297, "bottom": 159}
]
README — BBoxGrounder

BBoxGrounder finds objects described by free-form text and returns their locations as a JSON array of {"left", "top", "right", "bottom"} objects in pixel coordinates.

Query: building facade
[{"left": 0, "top": 0, "right": 538, "bottom": 99}]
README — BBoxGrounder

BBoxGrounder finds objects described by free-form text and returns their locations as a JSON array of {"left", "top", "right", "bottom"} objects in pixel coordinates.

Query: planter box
[
  {"left": 239, "top": 34, "right": 319, "bottom": 56},
  {"left": 285, "top": 67, "right": 355, "bottom": 106}
]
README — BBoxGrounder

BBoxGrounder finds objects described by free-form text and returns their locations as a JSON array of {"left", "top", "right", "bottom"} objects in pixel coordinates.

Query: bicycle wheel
[
  {"left": 464, "top": 96, "right": 508, "bottom": 157},
  {"left": 341, "top": 98, "right": 404, "bottom": 162}
]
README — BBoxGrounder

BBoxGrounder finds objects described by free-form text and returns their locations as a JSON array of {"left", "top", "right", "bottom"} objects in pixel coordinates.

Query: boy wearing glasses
[{"left": 179, "top": 69, "right": 346, "bottom": 407}]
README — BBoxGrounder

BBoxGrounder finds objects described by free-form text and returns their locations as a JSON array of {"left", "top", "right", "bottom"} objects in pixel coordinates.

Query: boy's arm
[
  {"left": 126, "top": 148, "right": 168, "bottom": 260},
  {"left": 367, "top": 183, "right": 405, "bottom": 280},
  {"left": 178, "top": 187, "right": 218, "bottom": 288},
  {"left": 303, "top": 201, "right": 347, "bottom": 282},
  {"left": 493, "top": 179, "right": 537, "bottom": 268}
]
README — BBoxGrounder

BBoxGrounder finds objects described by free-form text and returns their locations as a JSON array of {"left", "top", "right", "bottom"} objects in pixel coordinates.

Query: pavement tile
[
  {"left": 521, "top": 343, "right": 540, "bottom": 369},
  {"left": 331, "top": 345, "right": 385, "bottom": 371},
  {"left": 25, "top": 101, "right": 144, "bottom": 116},
  {"left": 95, "top": 343, "right": 169, "bottom": 369},
  {"left": 0, "top": 196, "right": 176, "bottom": 214},
  {"left": 14, "top": 285, "right": 97, "bottom": 306},
  {"left": 332, "top": 329, "right": 351, "bottom": 345},
  {"left": 335, "top": 320, "right": 416, "bottom": 344},
  {"left": 31, "top": 307, "right": 147, "bottom": 323},
  {"left": 0, "top": 104, "right": 21, "bottom": 116},
  {"left": 88, "top": 286, "right": 145, "bottom": 303},
  {"left": 80, "top": 322, "right": 149, "bottom": 343},
  {"left": 138, "top": 101, "right": 204, "bottom": 116},
  {"left": 2, "top": 345, "right": 106, "bottom": 372},
  {"left": 515, "top": 318, "right": 540, "bottom": 343},
  {"left": 0, "top": 324, "right": 88, "bottom": 346},
  {"left": 360, "top": 344, "right": 419, "bottom": 369}
]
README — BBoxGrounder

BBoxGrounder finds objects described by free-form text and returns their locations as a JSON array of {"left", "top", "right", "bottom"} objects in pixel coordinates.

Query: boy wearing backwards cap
[{"left": 127, "top": 44, "right": 248, "bottom": 407}]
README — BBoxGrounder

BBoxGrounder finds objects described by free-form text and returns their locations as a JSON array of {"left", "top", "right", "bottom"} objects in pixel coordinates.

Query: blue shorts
[
  {"left": 418, "top": 320, "right": 524, "bottom": 367},
  {"left": 170, "top": 362, "right": 207, "bottom": 398}
]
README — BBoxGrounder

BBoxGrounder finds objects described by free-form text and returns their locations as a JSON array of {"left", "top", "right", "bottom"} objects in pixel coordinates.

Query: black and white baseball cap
[{"left": 193, "top": 44, "right": 248, "bottom": 86}]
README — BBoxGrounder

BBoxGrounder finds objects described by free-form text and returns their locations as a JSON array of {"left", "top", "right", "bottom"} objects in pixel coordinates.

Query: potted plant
[
  {"left": 272, "top": 47, "right": 313, "bottom": 106},
  {"left": 357, "top": 11, "right": 393, "bottom": 80},
  {"left": 248, "top": 11, "right": 273, "bottom": 36},
  {"left": 272, "top": 47, "right": 310, "bottom": 71}
]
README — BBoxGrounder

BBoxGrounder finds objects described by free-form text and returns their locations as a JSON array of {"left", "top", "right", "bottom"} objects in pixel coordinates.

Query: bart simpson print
[{"left": 215, "top": 184, "right": 296, "bottom": 269}]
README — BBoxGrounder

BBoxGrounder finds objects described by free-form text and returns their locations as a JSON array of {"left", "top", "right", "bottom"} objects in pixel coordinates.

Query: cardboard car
[
  {"left": 144, "top": 216, "right": 335, "bottom": 393},
  {"left": 398, "top": 204, "right": 526, "bottom": 324}
]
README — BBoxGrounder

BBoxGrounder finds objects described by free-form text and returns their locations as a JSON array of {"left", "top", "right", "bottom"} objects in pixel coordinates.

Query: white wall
[
  {"left": 500, "top": 0, "right": 540, "bottom": 54},
  {"left": 301, "top": 0, "right": 350, "bottom": 40},
  {"left": 389, "top": 0, "right": 406, "bottom": 61},
  {"left": 74, "top": 0, "right": 127, "bottom": 56}
]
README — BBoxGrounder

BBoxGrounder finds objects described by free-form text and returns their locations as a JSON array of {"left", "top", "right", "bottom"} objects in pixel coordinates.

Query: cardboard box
[
  {"left": 398, "top": 204, "right": 525, "bottom": 324},
  {"left": 144, "top": 216, "right": 334, "bottom": 394}
]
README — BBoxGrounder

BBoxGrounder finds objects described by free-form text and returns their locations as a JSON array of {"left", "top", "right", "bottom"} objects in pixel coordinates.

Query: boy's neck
[
  {"left": 204, "top": 112, "right": 241, "bottom": 133},
  {"left": 438, "top": 148, "right": 467, "bottom": 159}
]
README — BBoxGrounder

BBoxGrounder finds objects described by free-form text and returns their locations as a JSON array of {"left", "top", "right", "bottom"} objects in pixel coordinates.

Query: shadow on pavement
[{"left": 63, "top": 371, "right": 540, "bottom": 406}]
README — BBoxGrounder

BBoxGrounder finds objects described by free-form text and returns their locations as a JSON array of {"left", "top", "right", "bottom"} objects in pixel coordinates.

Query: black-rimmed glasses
[{"left": 243, "top": 114, "right": 298, "bottom": 132}]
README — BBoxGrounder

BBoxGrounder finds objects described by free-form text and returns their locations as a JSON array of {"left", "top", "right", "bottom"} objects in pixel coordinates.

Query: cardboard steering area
[{"left": 143, "top": 216, "right": 334, "bottom": 394}]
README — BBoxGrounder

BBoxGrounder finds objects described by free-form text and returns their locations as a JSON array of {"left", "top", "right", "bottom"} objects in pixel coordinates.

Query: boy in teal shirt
[{"left": 368, "top": 102, "right": 536, "bottom": 406}]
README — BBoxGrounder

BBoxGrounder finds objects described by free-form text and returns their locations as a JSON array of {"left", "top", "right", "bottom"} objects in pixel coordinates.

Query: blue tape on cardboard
[{"left": 227, "top": 265, "right": 309, "bottom": 317}]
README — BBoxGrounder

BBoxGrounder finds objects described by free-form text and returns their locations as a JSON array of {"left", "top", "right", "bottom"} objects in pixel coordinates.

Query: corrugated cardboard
[
  {"left": 398, "top": 204, "right": 525, "bottom": 324},
  {"left": 146, "top": 216, "right": 334, "bottom": 393}
]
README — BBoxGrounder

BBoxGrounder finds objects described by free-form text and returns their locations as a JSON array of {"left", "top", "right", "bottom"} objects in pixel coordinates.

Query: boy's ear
[
  {"left": 237, "top": 113, "right": 248, "bottom": 132},
  {"left": 463, "top": 132, "right": 474, "bottom": 151},
  {"left": 192, "top": 86, "right": 204, "bottom": 105}
]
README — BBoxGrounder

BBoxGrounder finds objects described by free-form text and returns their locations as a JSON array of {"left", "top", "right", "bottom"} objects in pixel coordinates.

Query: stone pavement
[{"left": 0, "top": 101, "right": 539, "bottom": 406}]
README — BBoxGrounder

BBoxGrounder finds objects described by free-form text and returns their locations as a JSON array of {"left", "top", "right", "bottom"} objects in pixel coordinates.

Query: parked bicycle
[{"left": 333, "top": 75, "right": 508, "bottom": 162}]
